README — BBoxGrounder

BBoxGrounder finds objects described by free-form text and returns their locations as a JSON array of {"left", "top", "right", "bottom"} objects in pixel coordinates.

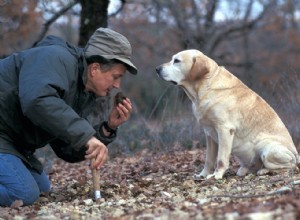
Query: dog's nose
[{"left": 156, "top": 66, "right": 162, "bottom": 74}]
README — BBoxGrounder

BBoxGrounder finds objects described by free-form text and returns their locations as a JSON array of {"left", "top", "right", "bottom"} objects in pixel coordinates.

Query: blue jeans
[{"left": 0, "top": 153, "right": 51, "bottom": 206}]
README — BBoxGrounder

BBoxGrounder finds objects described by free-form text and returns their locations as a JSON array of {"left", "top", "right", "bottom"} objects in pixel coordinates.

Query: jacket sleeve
[
  {"left": 18, "top": 46, "right": 95, "bottom": 150},
  {"left": 50, "top": 123, "right": 116, "bottom": 163},
  {"left": 94, "top": 122, "right": 117, "bottom": 145},
  {"left": 84, "top": 97, "right": 117, "bottom": 145},
  {"left": 49, "top": 139, "right": 86, "bottom": 163}
]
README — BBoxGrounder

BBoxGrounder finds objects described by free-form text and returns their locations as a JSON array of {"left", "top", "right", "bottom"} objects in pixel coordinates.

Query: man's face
[{"left": 86, "top": 63, "right": 127, "bottom": 96}]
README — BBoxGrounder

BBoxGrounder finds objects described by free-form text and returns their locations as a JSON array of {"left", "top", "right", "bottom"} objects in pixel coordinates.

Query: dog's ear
[{"left": 188, "top": 56, "right": 209, "bottom": 81}]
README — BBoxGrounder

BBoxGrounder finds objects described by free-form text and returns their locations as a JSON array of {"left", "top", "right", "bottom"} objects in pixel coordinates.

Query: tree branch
[
  {"left": 32, "top": 0, "right": 79, "bottom": 47},
  {"left": 109, "top": 0, "right": 126, "bottom": 17},
  {"left": 206, "top": 1, "right": 274, "bottom": 54},
  {"left": 205, "top": 0, "right": 218, "bottom": 30}
]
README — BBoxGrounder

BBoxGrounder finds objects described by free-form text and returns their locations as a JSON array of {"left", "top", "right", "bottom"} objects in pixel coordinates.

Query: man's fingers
[
  {"left": 85, "top": 146, "right": 95, "bottom": 155},
  {"left": 122, "top": 99, "right": 133, "bottom": 112},
  {"left": 85, "top": 137, "right": 108, "bottom": 169},
  {"left": 93, "top": 147, "right": 108, "bottom": 169},
  {"left": 97, "top": 150, "right": 108, "bottom": 169},
  {"left": 121, "top": 98, "right": 131, "bottom": 106},
  {"left": 117, "top": 104, "right": 131, "bottom": 119},
  {"left": 85, "top": 144, "right": 99, "bottom": 158},
  {"left": 117, "top": 99, "right": 132, "bottom": 113}
]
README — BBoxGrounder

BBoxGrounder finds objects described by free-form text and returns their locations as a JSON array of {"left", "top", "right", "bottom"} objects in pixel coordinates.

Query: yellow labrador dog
[{"left": 156, "top": 49, "right": 298, "bottom": 179}]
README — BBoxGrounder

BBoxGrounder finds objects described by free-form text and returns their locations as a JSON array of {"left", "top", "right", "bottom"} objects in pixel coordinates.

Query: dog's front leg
[
  {"left": 207, "top": 128, "right": 234, "bottom": 179},
  {"left": 194, "top": 134, "right": 218, "bottom": 179}
]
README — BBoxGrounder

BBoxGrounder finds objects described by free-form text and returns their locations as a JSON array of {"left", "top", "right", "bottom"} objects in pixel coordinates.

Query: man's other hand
[{"left": 85, "top": 137, "right": 108, "bottom": 169}]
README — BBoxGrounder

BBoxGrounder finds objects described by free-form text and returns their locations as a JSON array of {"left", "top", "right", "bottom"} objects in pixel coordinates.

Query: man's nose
[{"left": 113, "top": 79, "right": 121, "bottom": 88}]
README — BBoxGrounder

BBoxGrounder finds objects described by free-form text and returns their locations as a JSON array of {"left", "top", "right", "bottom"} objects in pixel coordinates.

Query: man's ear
[
  {"left": 89, "top": 63, "right": 100, "bottom": 76},
  {"left": 188, "top": 56, "right": 209, "bottom": 81}
]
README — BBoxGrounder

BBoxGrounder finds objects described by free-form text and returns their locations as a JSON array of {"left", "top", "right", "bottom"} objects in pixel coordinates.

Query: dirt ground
[{"left": 1, "top": 148, "right": 300, "bottom": 220}]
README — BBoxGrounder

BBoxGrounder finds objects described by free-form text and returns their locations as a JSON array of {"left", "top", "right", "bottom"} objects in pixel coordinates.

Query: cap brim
[
  {"left": 115, "top": 57, "right": 138, "bottom": 75},
  {"left": 101, "top": 55, "right": 137, "bottom": 75}
]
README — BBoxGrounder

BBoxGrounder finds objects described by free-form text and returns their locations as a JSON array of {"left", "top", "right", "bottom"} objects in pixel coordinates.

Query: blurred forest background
[{"left": 1, "top": 0, "right": 300, "bottom": 157}]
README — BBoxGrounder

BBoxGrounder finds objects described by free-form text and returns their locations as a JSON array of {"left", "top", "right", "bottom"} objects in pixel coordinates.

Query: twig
[{"left": 207, "top": 185, "right": 294, "bottom": 199}]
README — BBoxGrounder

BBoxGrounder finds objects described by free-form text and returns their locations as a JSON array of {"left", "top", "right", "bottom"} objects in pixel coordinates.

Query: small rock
[
  {"left": 161, "top": 191, "right": 172, "bottom": 198},
  {"left": 116, "top": 199, "right": 127, "bottom": 205},
  {"left": 169, "top": 209, "right": 189, "bottom": 219},
  {"left": 83, "top": 199, "right": 93, "bottom": 206},
  {"left": 12, "top": 216, "right": 25, "bottom": 220},
  {"left": 197, "top": 198, "right": 209, "bottom": 205},
  {"left": 245, "top": 211, "right": 275, "bottom": 220},
  {"left": 38, "top": 197, "right": 49, "bottom": 203},
  {"left": 111, "top": 208, "right": 125, "bottom": 217},
  {"left": 211, "top": 186, "right": 219, "bottom": 191},
  {"left": 225, "top": 212, "right": 239, "bottom": 220}
]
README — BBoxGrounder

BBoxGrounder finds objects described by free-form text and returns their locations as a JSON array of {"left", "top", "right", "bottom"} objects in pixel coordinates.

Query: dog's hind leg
[
  {"left": 258, "top": 144, "right": 297, "bottom": 175},
  {"left": 236, "top": 153, "right": 262, "bottom": 176}
]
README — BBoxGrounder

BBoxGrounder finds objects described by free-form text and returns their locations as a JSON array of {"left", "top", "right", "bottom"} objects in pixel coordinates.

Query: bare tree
[
  {"left": 78, "top": 0, "right": 109, "bottom": 46},
  {"left": 33, "top": 1, "right": 78, "bottom": 46},
  {"left": 33, "top": 0, "right": 112, "bottom": 46},
  {"left": 149, "top": 0, "right": 275, "bottom": 64}
]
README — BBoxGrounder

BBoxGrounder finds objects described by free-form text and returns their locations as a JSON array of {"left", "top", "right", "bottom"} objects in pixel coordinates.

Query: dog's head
[{"left": 156, "top": 49, "right": 218, "bottom": 85}]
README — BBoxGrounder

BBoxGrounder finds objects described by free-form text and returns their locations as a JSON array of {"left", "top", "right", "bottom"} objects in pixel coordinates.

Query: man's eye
[{"left": 174, "top": 59, "right": 180, "bottom": 64}]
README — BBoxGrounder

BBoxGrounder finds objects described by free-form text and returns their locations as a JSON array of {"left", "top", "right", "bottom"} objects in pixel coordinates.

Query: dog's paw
[
  {"left": 193, "top": 173, "right": 205, "bottom": 180},
  {"left": 193, "top": 169, "right": 211, "bottom": 180},
  {"left": 257, "top": 168, "right": 270, "bottom": 176},
  {"left": 237, "top": 167, "right": 249, "bottom": 176},
  {"left": 207, "top": 172, "right": 223, "bottom": 180}
]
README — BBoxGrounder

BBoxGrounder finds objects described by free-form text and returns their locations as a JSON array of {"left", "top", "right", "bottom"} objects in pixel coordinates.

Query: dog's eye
[{"left": 173, "top": 59, "right": 180, "bottom": 64}]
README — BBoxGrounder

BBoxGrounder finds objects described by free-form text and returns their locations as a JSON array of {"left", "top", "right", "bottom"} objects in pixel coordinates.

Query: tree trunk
[
  {"left": 78, "top": 0, "right": 111, "bottom": 125},
  {"left": 78, "top": 0, "right": 109, "bottom": 46}
]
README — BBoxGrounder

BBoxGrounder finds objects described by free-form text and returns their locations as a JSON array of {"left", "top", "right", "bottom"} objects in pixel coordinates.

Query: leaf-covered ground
[{"left": 1, "top": 148, "right": 300, "bottom": 220}]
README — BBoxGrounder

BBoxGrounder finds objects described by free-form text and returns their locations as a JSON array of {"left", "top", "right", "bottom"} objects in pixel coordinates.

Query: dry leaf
[{"left": 10, "top": 200, "right": 23, "bottom": 208}]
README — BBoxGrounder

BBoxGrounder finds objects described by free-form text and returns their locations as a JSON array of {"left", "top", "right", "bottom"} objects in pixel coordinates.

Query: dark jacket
[{"left": 0, "top": 36, "right": 116, "bottom": 173}]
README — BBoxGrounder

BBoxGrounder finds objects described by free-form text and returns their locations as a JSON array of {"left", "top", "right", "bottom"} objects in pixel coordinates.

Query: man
[{"left": 0, "top": 27, "right": 137, "bottom": 206}]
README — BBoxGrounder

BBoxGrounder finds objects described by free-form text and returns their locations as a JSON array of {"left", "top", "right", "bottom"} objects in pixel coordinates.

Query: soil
[{"left": 1, "top": 148, "right": 300, "bottom": 220}]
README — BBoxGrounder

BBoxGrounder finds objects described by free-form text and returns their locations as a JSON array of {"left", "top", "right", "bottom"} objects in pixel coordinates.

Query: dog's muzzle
[
  {"left": 156, "top": 66, "right": 163, "bottom": 76},
  {"left": 156, "top": 66, "right": 177, "bottom": 85}
]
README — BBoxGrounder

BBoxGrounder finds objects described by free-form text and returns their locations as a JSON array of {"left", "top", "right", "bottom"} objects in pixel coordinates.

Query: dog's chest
[
  {"left": 192, "top": 101, "right": 210, "bottom": 122},
  {"left": 192, "top": 103, "right": 200, "bottom": 121},
  {"left": 192, "top": 102, "right": 219, "bottom": 142}
]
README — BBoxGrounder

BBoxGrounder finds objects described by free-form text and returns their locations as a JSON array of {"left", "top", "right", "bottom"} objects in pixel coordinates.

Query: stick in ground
[{"left": 91, "top": 158, "right": 101, "bottom": 200}]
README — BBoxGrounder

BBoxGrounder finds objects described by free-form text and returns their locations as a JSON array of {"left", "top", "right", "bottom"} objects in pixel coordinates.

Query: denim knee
[
  {"left": 0, "top": 153, "right": 44, "bottom": 206},
  {"left": 0, "top": 182, "right": 40, "bottom": 206},
  {"left": 30, "top": 170, "right": 51, "bottom": 194},
  {"left": 16, "top": 184, "right": 40, "bottom": 205},
  {"left": 9, "top": 182, "right": 40, "bottom": 206}
]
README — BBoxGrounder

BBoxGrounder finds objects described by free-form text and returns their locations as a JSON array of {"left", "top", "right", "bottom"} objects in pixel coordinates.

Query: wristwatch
[{"left": 103, "top": 121, "right": 118, "bottom": 134}]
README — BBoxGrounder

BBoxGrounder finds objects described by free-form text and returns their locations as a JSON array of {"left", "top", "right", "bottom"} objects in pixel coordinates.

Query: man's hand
[
  {"left": 108, "top": 97, "right": 133, "bottom": 129},
  {"left": 85, "top": 136, "right": 108, "bottom": 169}
]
